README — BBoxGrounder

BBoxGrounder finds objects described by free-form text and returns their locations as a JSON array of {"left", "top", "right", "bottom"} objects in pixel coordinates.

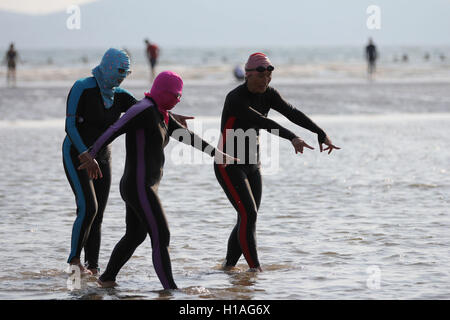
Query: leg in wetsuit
[
  {"left": 62, "top": 137, "right": 111, "bottom": 270},
  {"left": 84, "top": 158, "right": 111, "bottom": 269},
  {"left": 214, "top": 163, "right": 262, "bottom": 269},
  {"left": 99, "top": 174, "right": 176, "bottom": 289}
]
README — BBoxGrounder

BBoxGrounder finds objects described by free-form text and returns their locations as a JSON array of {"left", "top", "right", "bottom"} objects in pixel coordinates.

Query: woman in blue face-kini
[{"left": 62, "top": 48, "right": 193, "bottom": 274}]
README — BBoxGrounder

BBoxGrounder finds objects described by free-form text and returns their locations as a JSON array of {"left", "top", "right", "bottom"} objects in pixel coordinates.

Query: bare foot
[
  {"left": 96, "top": 279, "right": 117, "bottom": 288},
  {"left": 247, "top": 267, "right": 263, "bottom": 272},
  {"left": 69, "top": 258, "right": 86, "bottom": 273},
  {"left": 86, "top": 268, "right": 99, "bottom": 276},
  {"left": 221, "top": 261, "right": 239, "bottom": 272}
]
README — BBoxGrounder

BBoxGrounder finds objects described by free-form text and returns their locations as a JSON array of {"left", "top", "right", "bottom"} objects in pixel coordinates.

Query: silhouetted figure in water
[
  {"left": 365, "top": 38, "right": 378, "bottom": 79},
  {"left": 3, "top": 43, "right": 19, "bottom": 87},
  {"left": 144, "top": 39, "right": 159, "bottom": 82}
]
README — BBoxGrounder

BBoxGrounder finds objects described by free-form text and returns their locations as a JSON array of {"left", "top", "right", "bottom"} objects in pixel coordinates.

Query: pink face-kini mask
[
  {"left": 144, "top": 71, "right": 183, "bottom": 125},
  {"left": 245, "top": 52, "right": 272, "bottom": 78}
]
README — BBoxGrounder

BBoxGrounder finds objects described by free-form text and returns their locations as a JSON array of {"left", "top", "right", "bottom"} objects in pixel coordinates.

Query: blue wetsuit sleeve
[
  {"left": 65, "top": 81, "right": 88, "bottom": 153},
  {"left": 270, "top": 88, "right": 326, "bottom": 143},
  {"left": 88, "top": 101, "right": 153, "bottom": 158},
  {"left": 167, "top": 113, "right": 216, "bottom": 157}
]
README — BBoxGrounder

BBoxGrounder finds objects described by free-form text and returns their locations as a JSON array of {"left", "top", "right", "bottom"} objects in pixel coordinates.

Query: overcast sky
[
  {"left": 0, "top": 0, "right": 97, "bottom": 15},
  {"left": 0, "top": 0, "right": 449, "bottom": 48}
]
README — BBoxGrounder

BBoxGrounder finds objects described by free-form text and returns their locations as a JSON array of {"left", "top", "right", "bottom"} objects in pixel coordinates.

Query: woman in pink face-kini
[{"left": 78, "top": 71, "right": 235, "bottom": 289}]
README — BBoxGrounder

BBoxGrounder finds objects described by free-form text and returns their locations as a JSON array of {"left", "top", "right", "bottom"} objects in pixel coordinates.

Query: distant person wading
[
  {"left": 3, "top": 43, "right": 19, "bottom": 87},
  {"left": 144, "top": 39, "right": 160, "bottom": 82},
  {"left": 365, "top": 38, "right": 378, "bottom": 79}
]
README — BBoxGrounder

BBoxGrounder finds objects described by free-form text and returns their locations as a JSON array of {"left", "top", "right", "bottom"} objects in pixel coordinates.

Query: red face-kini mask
[{"left": 144, "top": 71, "right": 183, "bottom": 124}]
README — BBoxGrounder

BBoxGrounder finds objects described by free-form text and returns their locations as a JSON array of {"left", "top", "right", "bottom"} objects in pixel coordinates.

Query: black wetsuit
[
  {"left": 366, "top": 44, "right": 378, "bottom": 73},
  {"left": 214, "top": 83, "right": 326, "bottom": 269},
  {"left": 6, "top": 49, "right": 17, "bottom": 69},
  {"left": 62, "top": 76, "right": 137, "bottom": 269},
  {"left": 88, "top": 97, "right": 215, "bottom": 289}
]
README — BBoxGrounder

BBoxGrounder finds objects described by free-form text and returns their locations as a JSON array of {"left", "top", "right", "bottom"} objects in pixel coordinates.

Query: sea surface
[{"left": 0, "top": 46, "right": 449, "bottom": 300}]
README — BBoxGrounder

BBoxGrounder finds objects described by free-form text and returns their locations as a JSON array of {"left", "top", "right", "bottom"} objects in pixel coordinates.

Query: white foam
[{"left": 2, "top": 60, "right": 450, "bottom": 88}]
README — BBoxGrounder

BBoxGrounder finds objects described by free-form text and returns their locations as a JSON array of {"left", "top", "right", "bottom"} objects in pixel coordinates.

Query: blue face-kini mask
[{"left": 92, "top": 48, "right": 130, "bottom": 109}]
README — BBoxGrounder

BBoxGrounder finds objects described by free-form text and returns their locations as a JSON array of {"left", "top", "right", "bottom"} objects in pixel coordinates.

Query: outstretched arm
[
  {"left": 238, "top": 103, "right": 320, "bottom": 156},
  {"left": 169, "top": 111, "right": 195, "bottom": 128},
  {"left": 234, "top": 101, "right": 299, "bottom": 142},
  {"left": 270, "top": 89, "right": 326, "bottom": 141},
  {"left": 228, "top": 95, "right": 323, "bottom": 156},
  {"left": 168, "top": 113, "right": 238, "bottom": 165},
  {"left": 271, "top": 89, "right": 340, "bottom": 154}
]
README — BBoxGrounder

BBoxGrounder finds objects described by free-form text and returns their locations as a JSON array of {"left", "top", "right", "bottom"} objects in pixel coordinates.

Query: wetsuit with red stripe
[
  {"left": 214, "top": 83, "right": 326, "bottom": 269},
  {"left": 87, "top": 96, "right": 215, "bottom": 289}
]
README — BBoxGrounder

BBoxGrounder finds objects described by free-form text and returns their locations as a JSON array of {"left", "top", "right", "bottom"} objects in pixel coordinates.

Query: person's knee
[
  {"left": 91, "top": 205, "right": 105, "bottom": 227},
  {"left": 84, "top": 200, "right": 98, "bottom": 220},
  {"left": 125, "top": 227, "right": 147, "bottom": 247},
  {"left": 243, "top": 204, "right": 258, "bottom": 224},
  {"left": 137, "top": 229, "right": 148, "bottom": 245},
  {"left": 153, "top": 226, "right": 170, "bottom": 248},
  {"left": 89, "top": 214, "right": 103, "bottom": 232},
  {"left": 247, "top": 213, "right": 257, "bottom": 225}
]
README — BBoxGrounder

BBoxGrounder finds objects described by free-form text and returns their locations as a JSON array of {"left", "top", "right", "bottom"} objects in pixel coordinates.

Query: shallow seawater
[{"left": 0, "top": 80, "right": 449, "bottom": 300}]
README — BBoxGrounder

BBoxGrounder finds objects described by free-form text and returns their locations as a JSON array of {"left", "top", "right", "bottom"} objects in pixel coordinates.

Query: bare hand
[
  {"left": 291, "top": 137, "right": 314, "bottom": 154},
  {"left": 171, "top": 113, "right": 195, "bottom": 128},
  {"left": 319, "top": 135, "right": 341, "bottom": 154},
  {"left": 78, "top": 151, "right": 103, "bottom": 179},
  {"left": 214, "top": 149, "right": 240, "bottom": 167}
]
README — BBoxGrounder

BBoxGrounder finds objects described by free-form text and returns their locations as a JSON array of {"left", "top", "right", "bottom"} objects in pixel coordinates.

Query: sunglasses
[
  {"left": 118, "top": 68, "right": 132, "bottom": 75},
  {"left": 245, "top": 65, "right": 274, "bottom": 72}
]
